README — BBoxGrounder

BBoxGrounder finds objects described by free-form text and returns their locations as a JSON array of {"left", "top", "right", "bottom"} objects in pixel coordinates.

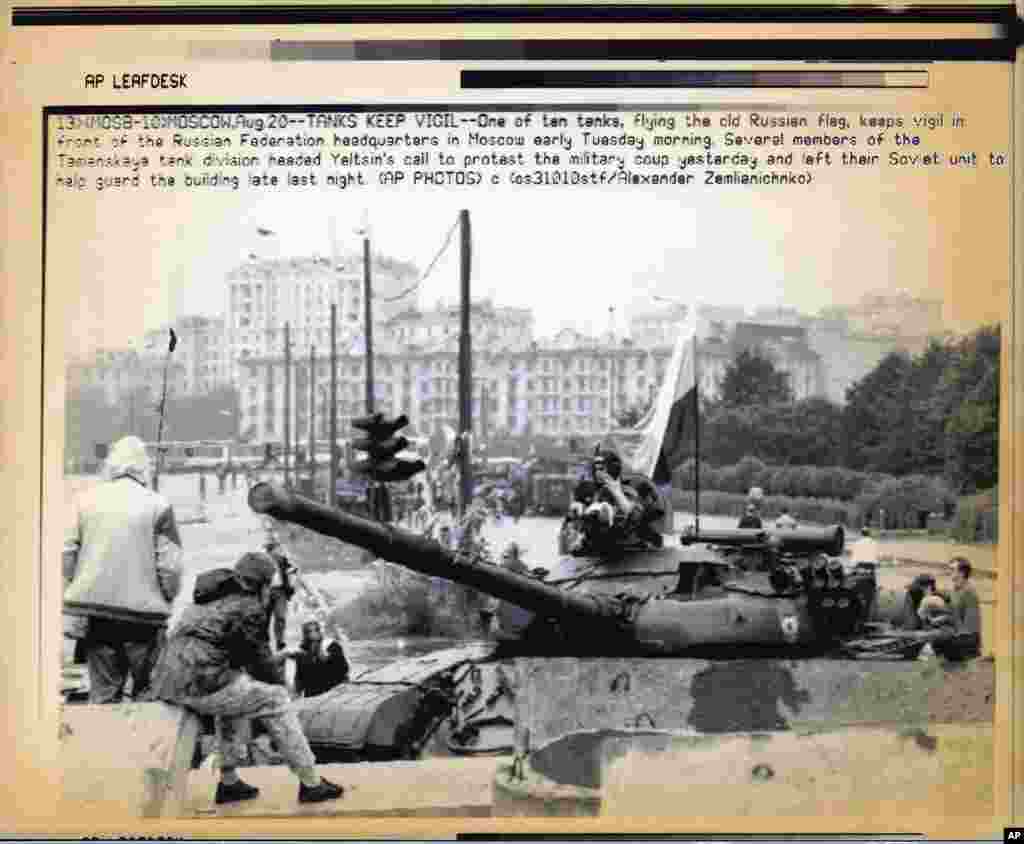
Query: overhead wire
[{"left": 379, "top": 215, "right": 461, "bottom": 304}]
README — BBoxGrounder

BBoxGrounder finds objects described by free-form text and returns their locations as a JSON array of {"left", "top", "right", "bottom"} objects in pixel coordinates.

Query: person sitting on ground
[
  {"left": 775, "top": 507, "right": 798, "bottom": 530},
  {"left": 293, "top": 620, "right": 350, "bottom": 698},
  {"left": 917, "top": 580, "right": 954, "bottom": 627},
  {"left": 147, "top": 552, "right": 344, "bottom": 806},
  {"left": 930, "top": 557, "right": 982, "bottom": 661},
  {"left": 901, "top": 574, "right": 937, "bottom": 631},
  {"left": 737, "top": 503, "right": 763, "bottom": 530}
]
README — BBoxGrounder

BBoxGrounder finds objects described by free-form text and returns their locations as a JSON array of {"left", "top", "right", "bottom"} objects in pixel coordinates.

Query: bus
[{"left": 145, "top": 440, "right": 264, "bottom": 472}]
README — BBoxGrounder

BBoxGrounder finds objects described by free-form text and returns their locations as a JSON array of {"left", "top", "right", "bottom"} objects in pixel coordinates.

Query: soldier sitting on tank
[
  {"left": 566, "top": 451, "right": 661, "bottom": 552},
  {"left": 628, "top": 476, "right": 666, "bottom": 549}
]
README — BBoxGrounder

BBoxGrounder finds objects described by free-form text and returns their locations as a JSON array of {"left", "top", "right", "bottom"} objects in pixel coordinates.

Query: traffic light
[{"left": 351, "top": 413, "right": 427, "bottom": 483}]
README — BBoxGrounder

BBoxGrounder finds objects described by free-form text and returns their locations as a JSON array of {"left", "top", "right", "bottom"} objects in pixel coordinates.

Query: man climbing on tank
[{"left": 148, "top": 552, "right": 344, "bottom": 805}]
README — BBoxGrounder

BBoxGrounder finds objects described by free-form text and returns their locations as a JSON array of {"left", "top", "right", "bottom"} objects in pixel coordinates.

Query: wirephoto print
[{"left": 5, "top": 15, "right": 1016, "bottom": 837}]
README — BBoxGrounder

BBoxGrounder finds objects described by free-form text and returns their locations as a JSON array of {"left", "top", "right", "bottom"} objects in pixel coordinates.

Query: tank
[{"left": 247, "top": 481, "right": 952, "bottom": 766}]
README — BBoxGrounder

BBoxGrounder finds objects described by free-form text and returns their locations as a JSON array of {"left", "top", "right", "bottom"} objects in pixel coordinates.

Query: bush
[
  {"left": 951, "top": 488, "right": 998, "bottom": 544},
  {"left": 670, "top": 490, "right": 854, "bottom": 527},
  {"left": 674, "top": 460, "right": 912, "bottom": 503},
  {"left": 852, "top": 474, "right": 956, "bottom": 531}
]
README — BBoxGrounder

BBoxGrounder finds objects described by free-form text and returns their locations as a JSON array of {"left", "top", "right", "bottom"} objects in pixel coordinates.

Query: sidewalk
[
  {"left": 850, "top": 537, "right": 996, "bottom": 576},
  {"left": 186, "top": 757, "right": 499, "bottom": 818}
]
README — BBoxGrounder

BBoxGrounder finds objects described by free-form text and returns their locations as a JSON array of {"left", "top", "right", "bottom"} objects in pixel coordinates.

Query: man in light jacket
[{"left": 63, "top": 436, "right": 183, "bottom": 703}]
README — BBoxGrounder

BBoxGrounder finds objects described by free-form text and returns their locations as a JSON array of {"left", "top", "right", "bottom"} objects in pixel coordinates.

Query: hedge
[
  {"left": 670, "top": 489, "right": 854, "bottom": 527},
  {"left": 672, "top": 457, "right": 955, "bottom": 506}
]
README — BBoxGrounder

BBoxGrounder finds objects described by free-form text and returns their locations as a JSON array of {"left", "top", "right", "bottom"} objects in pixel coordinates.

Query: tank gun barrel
[
  {"left": 679, "top": 526, "right": 845, "bottom": 558},
  {"left": 248, "top": 482, "right": 622, "bottom": 626}
]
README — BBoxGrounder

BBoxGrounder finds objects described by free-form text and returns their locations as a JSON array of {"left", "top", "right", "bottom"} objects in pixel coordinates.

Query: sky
[
  {"left": 50, "top": 173, "right": 1008, "bottom": 362},
  {"left": 159, "top": 188, "right": 920, "bottom": 337}
]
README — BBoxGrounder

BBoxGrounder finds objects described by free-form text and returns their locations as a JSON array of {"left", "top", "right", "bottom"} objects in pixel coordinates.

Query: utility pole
[
  {"left": 329, "top": 303, "right": 338, "bottom": 507},
  {"left": 362, "top": 225, "right": 383, "bottom": 520},
  {"left": 458, "top": 209, "right": 473, "bottom": 517},
  {"left": 363, "top": 234, "right": 374, "bottom": 412},
  {"left": 480, "top": 381, "right": 487, "bottom": 450},
  {"left": 608, "top": 305, "right": 616, "bottom": 431},
  {"left": 309, "top": 344, "right": 316, "bottom": 488},
  {"left": 284, "top": 322, "right": 292, "bottom": 488}
]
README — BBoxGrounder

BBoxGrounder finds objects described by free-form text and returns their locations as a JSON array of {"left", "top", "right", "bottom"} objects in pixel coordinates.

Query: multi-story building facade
[
  {"left": 628, "top": 303, "right": 749, "bottom": 348},
  {"left": 224, "top": 252, "right": 418, "bottom": 383},
  {"left": 143, "top": 315, "right": 229, "bottom": 396},
  {"left": 66, "top": 348, "right": 187, "bottom": 406},
  {"left": 237, "top": 300, "right": 548, "bottom": 443},
  {"left": 238, "top": 294, "right": 929, "bottom": 446},
  {"left": 75, "top": 286, "right": 950, "bottom": 450},
  {"left": 238, "top": 341, "right": 674, "bottom": 444}
]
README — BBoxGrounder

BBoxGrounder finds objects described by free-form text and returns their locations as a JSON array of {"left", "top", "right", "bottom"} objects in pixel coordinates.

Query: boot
[
  {"left": 298, "top": 777, "right": 345, "bottom": 804},
  {"left": 215, "top": 780, "right": 260, "bottom": 805}
]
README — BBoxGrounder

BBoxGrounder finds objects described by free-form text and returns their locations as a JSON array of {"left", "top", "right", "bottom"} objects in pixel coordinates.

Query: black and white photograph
[{"left": 22, "top": 60, "right": 1011, "bottom": 832}]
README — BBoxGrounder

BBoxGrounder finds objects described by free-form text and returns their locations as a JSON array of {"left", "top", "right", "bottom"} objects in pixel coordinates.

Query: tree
[
  {"left": 842, "top": 350, "right": 915, "bottom": 473},
  {"left": 905, "top": 338, "right": 956, "bottom": 476},
  {"left": 937, "top": 325, "right": 1000, "bottom": 493},
  {"left": 717, "top": 348, "right": 793, "bottom": 409}
]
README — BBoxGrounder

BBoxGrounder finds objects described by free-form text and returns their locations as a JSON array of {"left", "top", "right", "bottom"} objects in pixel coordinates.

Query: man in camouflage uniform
[{"left": 148, "top": 552, "right": 343, "bottom": 805}]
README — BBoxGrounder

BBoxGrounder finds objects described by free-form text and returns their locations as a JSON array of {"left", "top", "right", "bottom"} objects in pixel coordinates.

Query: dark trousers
[
  {"left": 933, "top": 632, "right": 981, "bottom": 662},
  {"left": 83, "top": 618, "right": 165, "bottom": 704}
]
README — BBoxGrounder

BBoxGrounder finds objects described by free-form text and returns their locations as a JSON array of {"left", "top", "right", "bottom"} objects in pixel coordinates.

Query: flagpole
[{"left": 153, "top": 327, "right": 177, "bottom": 493}]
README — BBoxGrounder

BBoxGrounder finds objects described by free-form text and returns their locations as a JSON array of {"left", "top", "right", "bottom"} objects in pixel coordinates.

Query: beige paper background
[{"left": 1, "top": 19, "right": 1019, "bottom": 838}]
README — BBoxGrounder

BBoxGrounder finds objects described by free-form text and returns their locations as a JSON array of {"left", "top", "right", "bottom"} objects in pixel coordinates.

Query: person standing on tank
[{"left": 63, "top": 435, "right": 183, "bottom": 704}]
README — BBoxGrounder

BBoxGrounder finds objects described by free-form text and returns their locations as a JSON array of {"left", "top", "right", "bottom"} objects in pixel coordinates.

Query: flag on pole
[
  {"left": 620, "top": 306, "right": 700, "bottom": 485},
  {"left": 168, "top": 328, "right": 178, "bottom": 354}
]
